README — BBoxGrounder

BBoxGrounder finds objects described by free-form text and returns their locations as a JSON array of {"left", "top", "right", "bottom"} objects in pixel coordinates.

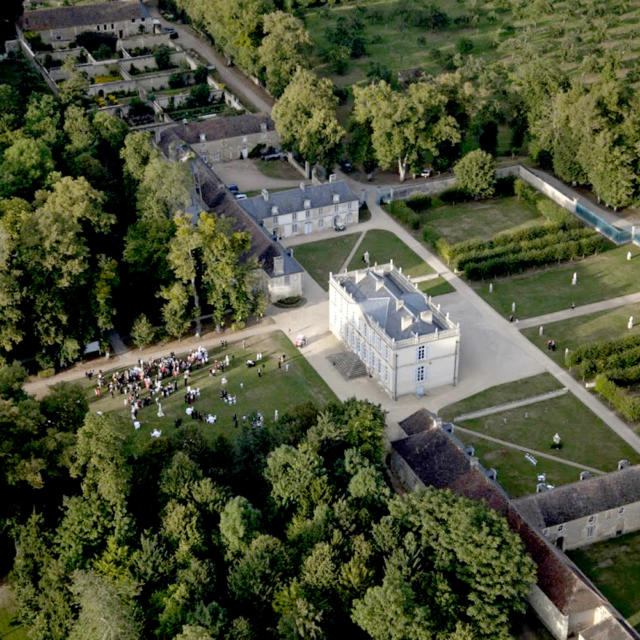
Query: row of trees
[
  {"left": 6, "top": 385, "right": 535, "bottom": 640},
  {"left": 0, "top": 59, "right": 262, "bottom": 367}
]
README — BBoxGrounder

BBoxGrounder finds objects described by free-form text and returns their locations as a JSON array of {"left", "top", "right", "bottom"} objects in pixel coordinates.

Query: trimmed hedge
[
  {"left": 566, "top": 334, "right": 640, "bottom": 368},
  {"left": 444, "top": 219, "right": 608, "bottom": 280},
  {"left": 594, "top": 374, "right": 640, "bottom": 422},
  {"left": 406, "top": 194, "right": 432, "bottom": 212},
  {"left": 605, "top": 364, "right": 640, "bottom": 387}
]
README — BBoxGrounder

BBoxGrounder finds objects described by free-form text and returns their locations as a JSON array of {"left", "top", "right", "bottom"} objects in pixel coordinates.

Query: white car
[
  {"left": 421, "top": 168, "right": 432, "bottom": 178},
  {"left": 235, "top": 193, "right": 247, "bottom": 200}
]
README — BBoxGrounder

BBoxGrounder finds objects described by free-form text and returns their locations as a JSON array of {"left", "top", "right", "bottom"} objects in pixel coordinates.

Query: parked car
[
  {"left": 163, "top": 27, "right": 179, "bottom": 38},
  {"left": 262, "top": 151, "right": 284, "bottom": 161},
  {"left": 421, "top": 168, "right": 432, "bottom": 178},
  {"left": 227, "top": 184, "right": 239, "bottom": 193},
  {"left": 235, "top": 193, "right": 248, "bottom": 200},
  {"left": 340, "top": 159, "right": 354, "bottom": 173},
  {"left": 334, "top": 221, "right": 346, "bottom": 232}
]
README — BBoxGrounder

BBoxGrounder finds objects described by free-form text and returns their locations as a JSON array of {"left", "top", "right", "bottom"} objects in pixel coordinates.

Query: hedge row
[
  {"left": 447, "top": 219, "right": 583, "bottom": 262},
  {"left": 461, "top": 235, "right": 608, "bottom": 280},
  {"left": 605, "top": 364, "right": 640, "bottom": 387},
  {"left": 574, "top": 345, "right": 640, "bottom": 379},
  {"left": 453, "top": 227, "right": 598, "bottom": 270},
  {"left": 387, "top": 201, "right": 422, "bottom": 230},
  {"left": 406, "top": 194, "right": 433, "bottom": 212},
  {"left": 594, "top": 374, "right": 640, "bottom": 422},
  {"left": 566, "top": 334, "right": 640, "bottom": 368}
]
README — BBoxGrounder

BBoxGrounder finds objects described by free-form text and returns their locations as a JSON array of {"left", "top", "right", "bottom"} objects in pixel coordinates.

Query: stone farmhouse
[
  {"left": 18, "top": 1, "right": 150, "bottom": 46},
  {"left": 158, "top": 127, "right": 304, "bottom": 302},
  {"left": 170, "top": 114, "right": 280, "bottom": 163},
  {"left": 514, "top": 466, "right": 640, "bottom": 551},
  {"left": 390, "top": 410, "right": 640, "bottom": 640},
  {"left": 239, "top": 181, "right": 359, "bottom": 239},
  {"left": 329, "top": 263, "right": 460, "bottom": 399}
]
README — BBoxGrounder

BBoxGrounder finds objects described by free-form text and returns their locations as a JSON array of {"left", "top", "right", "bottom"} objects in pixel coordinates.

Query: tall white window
[
  {"left": 416, "top": 366, "right": 425, "bottom": 382},
  {"left": 586, "top": 526, "right": 595, "bottom": 538},
  {"left": 417, "top": 345, "right": 425, "bottom": 361}
]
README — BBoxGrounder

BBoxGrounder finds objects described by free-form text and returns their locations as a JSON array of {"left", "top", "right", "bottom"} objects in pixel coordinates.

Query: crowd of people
[{"left": 89, "top": 341, "right": 286, "bottom": 436}]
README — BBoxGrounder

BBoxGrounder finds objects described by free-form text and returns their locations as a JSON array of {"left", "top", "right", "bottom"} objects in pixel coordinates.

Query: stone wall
[{"left": 528, "top": 584, "right": 569, "bottom": 640}]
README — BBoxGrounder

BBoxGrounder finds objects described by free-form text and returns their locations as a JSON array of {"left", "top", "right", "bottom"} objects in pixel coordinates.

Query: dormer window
[
  {"left": 332, "top": 194, "right": 340, "bottom": 203},
  {"left": 271, "top": 205, "right": 278, "bottom": 215},
  {"left": 304, "top": 199, "right": 311, "bottom": 209}
]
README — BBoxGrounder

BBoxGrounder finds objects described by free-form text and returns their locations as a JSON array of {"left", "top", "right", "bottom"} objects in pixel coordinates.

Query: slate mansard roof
[
  {"left": 334, "top": 267, "right": 457, "bottom": 342},
  {"left": 239, "top": 181, "right": 359, "bottom": 222},
  {"left": 513, "top": 466, "right": 640, "bottom": 529},
  {"left": 172, "top": 114, "right": 275, "bottom": 145},
  {"left": 20, "top": 1, "right": 148, "bottom": 31}
]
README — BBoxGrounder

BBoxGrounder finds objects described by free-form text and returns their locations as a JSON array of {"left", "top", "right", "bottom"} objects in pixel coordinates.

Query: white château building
[{"left": 329, "top": 263, "right": 460, "bottom": 399}]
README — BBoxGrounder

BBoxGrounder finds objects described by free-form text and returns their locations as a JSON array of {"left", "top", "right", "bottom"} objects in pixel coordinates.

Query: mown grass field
[
  {"left": 474, "top": 246, "right": 640, "bottom": 320},
  {"left": 85, "top": 331, "right": 337, "bottom": 451},
  {"left": 293, "top": 232, "right": 361, "bottom": 290},
  {"left": 347, "top": 229, "right": 434, "bottom": 276},
  {"left": 569, "top": 530, "right": 640, "bottom": 627},
  {"left": 522, "top": 303, "right": 640, "bottom": 368},
  {"left": 418, "top": 196, "right": 542, "bottom": 245}
]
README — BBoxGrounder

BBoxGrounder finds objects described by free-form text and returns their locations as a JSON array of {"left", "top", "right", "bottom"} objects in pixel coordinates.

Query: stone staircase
[{"left": 327, "top": 351, "right": 367, "bottom": 380}]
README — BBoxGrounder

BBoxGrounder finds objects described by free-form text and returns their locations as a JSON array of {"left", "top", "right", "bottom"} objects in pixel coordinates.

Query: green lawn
[
  {"left": 0, "top": 586, "right": 27, "bottom": 640},
  {"left": 454, "top": 393, "right": 640, "bottom": 473},
  {"left": 456, "top": 432, "right": 585, "bottom": 498},
  {"left": 87, "top": 331, "right": 337, "bottom": 451},
  {"left": 568, "top": 530, "right": 640, "bottom": 624},
  {"left": 418, "top": 277, "right": 455, "bottom": 297},
  {"left": 254, "top": 159, "right": 304, "bottom": 181},
  {"left": 304, "top": 0, "right": 508, "bottom": 88},
  {"left": 419, "top": 196, "right": 542, "bottom": 245},
  {"left": 474, "top": 246, "right": 640, "bottom": 319},
  {"left": 347, "top": 230, "right": 434, "bottom": 277},
  {"left": 522, "top": 303, "right": 640, "bottom": 367},
  {"left": 439, "top": 373, "right": 563, "bottom": 422},
  {"left": 293, "top": 232, "right": 361, "bottom": 290},
  {"left": 303, "top": 0, "right": 640, "bottom": 93}
]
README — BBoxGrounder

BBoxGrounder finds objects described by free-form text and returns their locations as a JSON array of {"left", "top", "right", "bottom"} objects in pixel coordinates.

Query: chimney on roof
[
  {"left": 299, "top": 182, "right": 305, "bottom": 191},
  {"left": 420, "top": 310, "right": 433, "bottom": 324},
  {"left": 273, "top": 256, "right": 284, "bottom": 275},
  {"left": 261, "top": 188, "right": 269, "bottom": 201},
  {"left": 199, "top": 133, "right": 206, "bottom": 142}
]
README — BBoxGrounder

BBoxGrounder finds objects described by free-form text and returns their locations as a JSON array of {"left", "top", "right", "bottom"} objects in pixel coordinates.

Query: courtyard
[
  {"left": 439, "top": 374, "right": 640, "bottom": 497},
  {"left": 568, "top": 530, "right": 640, "bottom": 630}
]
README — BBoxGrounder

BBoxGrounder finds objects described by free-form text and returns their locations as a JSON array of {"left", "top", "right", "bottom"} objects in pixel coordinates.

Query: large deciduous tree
[
  {"left": 454, "top": 149, "right": 497, "bottom": 199},
  {"left": 272, "top": 68, "right": 345, "bottom": 169},
  {"left": 258, "top": 11, "right": 313, "bottom": 97},
  {"left": 353, "top": 80, "right": 460, "bottom": 181}
]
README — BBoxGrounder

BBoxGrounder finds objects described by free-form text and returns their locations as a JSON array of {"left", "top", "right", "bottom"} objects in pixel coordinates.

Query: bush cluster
[
  {"left": 566, "top": 334, "right": 640, "bottom": 377},
  {"left": 446, "top": 221, "right": 607, "bottom": 279},
  {"left": 595, "top": 374, "right": 640, "bottom": 422},
  {"left": 406, "top": 194, "right": 433, "bottom": 211}
]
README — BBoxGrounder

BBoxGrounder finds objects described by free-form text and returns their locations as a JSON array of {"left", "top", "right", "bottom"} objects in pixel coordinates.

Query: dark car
[
  {"left": 163, "top": 27, "right": 179, "bottom": 39},
  {"left": 227, "top": 184, "right": 239, "bottom": 193},
  {"left": 262, "top": 151, "right": 284, "bottom": 161},
  {"left": 334, "top": 222, "right": 346, "bottom": 232},
  {"left": 340, "top": 159, "right": 354, "bottom": 173}
]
